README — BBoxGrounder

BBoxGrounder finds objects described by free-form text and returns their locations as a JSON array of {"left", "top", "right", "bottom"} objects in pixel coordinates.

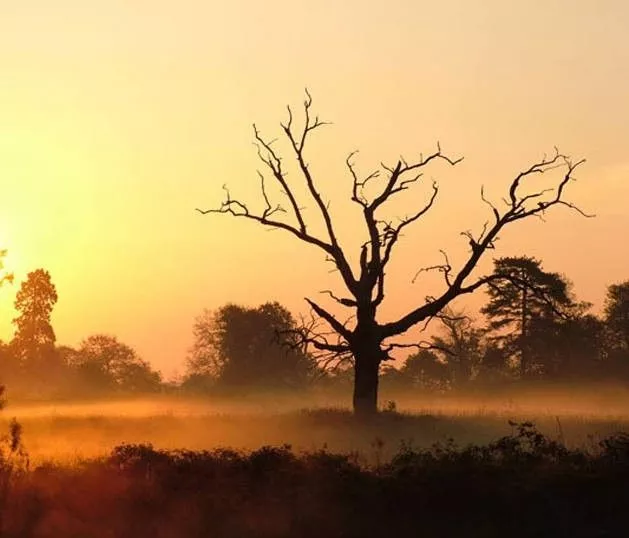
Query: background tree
[
  {"left": 604, "top": 281, "right": 629, "bottom": 352},
  {"left": 430, "top": 310, "right": 484, "bottom": 388},
  {"left": 186, "top": 308, "right": 220, "bottom": 380},
  {"left": 398, "top": 349, "right": 450, "bottom": 392},
  {"left": 186, "top": 302, "right": 315, "bottom": 390},
  {"left": 539, "top": 314, "right": 605, "bottom": 379},
  {"left": 0, "top": 340, "right": 17, "bottom": 391},
  {"left": 0, "top": 258, "right": 12, "bottom": 399},
  {"left": 10, "top": 269, "right": 62, "bottom": 393},
  {"left": 0, "top": 251, "right": 16, "bottom": 388},
  {"left": 198, "top": 93, "right": 588, "bottom": 416},
  {"left": 603, "top": 281, "right": 629, "bottom": 378},
  {"left": 475, "top": 343, "right": 511, "bottom": 384},
  {"left": 71, "top": 335, "right": 161, "bottom": 395},
  {"left": 11, "top": 269, "right": 57, "bottom": 357},
  {"left": 481, "top": 257, "right": 577, "bottom": 378}
]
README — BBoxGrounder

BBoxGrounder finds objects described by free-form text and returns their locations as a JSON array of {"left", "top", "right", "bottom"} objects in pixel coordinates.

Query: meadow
[
  {"left": 3, "top": 383, "right": 629, "bottom": 464},
  {"left": 0, "top": 387, "right": 628, "bottom": 537},
  {"left": 0, "top": 386, "right": 626, "bottom": 537}
]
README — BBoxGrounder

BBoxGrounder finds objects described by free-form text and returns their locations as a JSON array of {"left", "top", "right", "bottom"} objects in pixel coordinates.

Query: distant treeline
[{"left": 1, "top": 255, "right": 628, "bottom": 399}]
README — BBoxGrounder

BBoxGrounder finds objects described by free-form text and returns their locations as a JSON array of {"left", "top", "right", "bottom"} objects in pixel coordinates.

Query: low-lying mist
[{"left": 3, "top": 383, "right": 629, "bottom": 463}]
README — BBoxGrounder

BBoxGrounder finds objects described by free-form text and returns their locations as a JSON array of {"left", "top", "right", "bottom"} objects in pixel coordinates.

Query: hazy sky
[{"left": 1, "top": 1, "right": 628, "bottom": 377}]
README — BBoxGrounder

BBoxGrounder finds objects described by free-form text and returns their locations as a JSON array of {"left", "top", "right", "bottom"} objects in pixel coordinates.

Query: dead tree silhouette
[{"left": 198, "top": 91, "right": 590, "bottom": 417}]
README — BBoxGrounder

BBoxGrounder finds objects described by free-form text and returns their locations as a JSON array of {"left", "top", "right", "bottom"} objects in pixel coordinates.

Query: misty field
[
  {"left": 4, "top": 385, "right": 629, "bottom": 464},
  {"left": 0, "top": 389, "right": 629, "bottom": 537}
]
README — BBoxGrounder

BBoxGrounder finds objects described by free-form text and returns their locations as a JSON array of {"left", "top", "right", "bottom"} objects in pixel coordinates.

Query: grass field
[
  {"left": 0, "top": 387, "right": 628, "bottom": 536},
  {"left": 3, "top": 384, "right": 629, "bottom": 464}
]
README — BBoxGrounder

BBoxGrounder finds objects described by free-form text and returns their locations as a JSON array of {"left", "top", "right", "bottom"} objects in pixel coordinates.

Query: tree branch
[
  {"left": 196, "top": 185, "right": 333, "bottom": 254},
  {"left": 352, "top": 144, "right": 461, "bottom": 308},
  {"left": 198, "top": 91, "right": 360, "bottom": 296},
  {"left": 305, "top": 297, "right": 353, "bottom": 340},
  {"left": 382, "top": 150, "right": 589, "bottom": 338}
]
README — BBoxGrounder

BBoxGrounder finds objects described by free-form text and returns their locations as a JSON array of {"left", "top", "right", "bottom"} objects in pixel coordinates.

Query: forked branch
[
  {"left": 382, "top": 150, "right": 589, "bottom": 338},
  {"left": 197, "top": 91, "right": 359, "bottom": 295}
]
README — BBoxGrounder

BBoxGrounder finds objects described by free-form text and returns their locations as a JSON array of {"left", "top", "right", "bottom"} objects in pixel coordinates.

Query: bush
[{"left": 0, "top": 423, "right": 628, "bottom": 537}]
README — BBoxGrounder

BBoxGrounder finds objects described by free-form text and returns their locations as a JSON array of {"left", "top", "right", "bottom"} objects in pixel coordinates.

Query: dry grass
[
  {"left": 2, "top": 384, "right": 629, "bottom": 464},
  {"left": 0, "top": 388, "right": 627, "bottom": 537}
]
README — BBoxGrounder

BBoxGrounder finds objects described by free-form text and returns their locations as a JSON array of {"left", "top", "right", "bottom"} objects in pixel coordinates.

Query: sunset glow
[{"left": 1, "top": 1, "right": 628, "bottom": 376}]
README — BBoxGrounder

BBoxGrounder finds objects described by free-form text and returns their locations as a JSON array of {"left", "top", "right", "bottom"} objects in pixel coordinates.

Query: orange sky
[{"left": 1, "top": 1, "right": 628, "bottom": 377}]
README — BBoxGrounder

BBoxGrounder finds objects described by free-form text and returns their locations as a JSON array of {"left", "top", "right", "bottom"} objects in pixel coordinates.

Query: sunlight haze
[{"left": 1, "top": 0, "right": 628, "bottom": 376}]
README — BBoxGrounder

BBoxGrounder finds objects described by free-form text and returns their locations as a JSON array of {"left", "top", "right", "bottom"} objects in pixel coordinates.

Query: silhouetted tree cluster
[
  {"left": 67, "top": 335, "right": 162, "bottom": 395},
  {"left": 382, "top": 257, "right": 629, "bottom": 392},
  {"left": 0, "top": 269, "right": 162, "bottom": 399},
  {"left": 184, "top": 302, "right": 316, "bottom": 392},
  {"left": 3, "top": 257, "right": 628, "bottom": 404}
]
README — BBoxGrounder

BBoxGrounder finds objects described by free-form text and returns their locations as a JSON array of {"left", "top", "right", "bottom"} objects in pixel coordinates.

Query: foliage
[
  {"left": 482, "top": 256, "right": 578, "bottom": 377},
  {"left": 186, "top": 302, "right": 315, "bottom": 390},
  {"left": 186, "top": 308, "right": 220, "bottom": 378},
  {"left": 11, "top": 269, "right": 58, "bottom": 363},
  {"left": 0, "top": 423, "right": 628, "bottom": 537},
  {"left": 430, "top": 309, "right": 485, "bottom": 387},
  {"left": 70, "top": 335, "right": 162, "bottom": 394},
  {"left": 397, "top": 350, "right": 450, "bottom": 391},
  {"left": 7, "top": 269, "right": 64, "bottom": 395},
  {"left": 604, "top": 281, "right": 629, "bottom": 353}
]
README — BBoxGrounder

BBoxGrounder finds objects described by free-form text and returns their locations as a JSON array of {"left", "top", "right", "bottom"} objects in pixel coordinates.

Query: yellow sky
[{"left": 1, "top": 1, "right": 628, "bottom": 376}]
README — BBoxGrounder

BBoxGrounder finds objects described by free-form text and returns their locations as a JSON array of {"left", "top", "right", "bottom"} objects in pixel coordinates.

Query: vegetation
[
  {"left": 197, "top": 93, "right": 590, "bottom": 416},
  {"left": 482, "top": 256, "right": 577, "bottom": 377},
  {"left": 0, "top": 419, "right": 628, "bottom": 537},
  {"left": 1, "top": 258, "right": 628, "bottom": 404},
  {"left": 2, "top": 249, "right": 629, "bottom": 536},
  {"left": 185, "top": 302, "right": 314, "bottom": 392}
]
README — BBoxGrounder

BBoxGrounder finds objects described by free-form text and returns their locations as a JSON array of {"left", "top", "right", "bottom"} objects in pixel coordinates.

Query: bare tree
[{"left": 197, "top": 92, "right": 589, "bottom": 417}]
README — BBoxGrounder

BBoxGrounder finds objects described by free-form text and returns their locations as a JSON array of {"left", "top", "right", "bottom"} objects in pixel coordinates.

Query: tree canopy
[
  {"left": 187, "top": 302, "right": 315, "bottom": 390},
  {"left": 71, "top": 334, "right": 162, "bottom": 394},
  {"left": 481, "top": 256, "right": 578, "bottom": 377}
]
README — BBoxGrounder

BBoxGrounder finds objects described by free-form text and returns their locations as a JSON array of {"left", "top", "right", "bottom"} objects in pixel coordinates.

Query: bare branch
[
  {"left": 382, "top": 150, "right": 589, "bottom": 338},
  {"left": 411, "top": 249, "right": 453, "bottom": 287},
  {"left": 370, "top": 145, "right": 462, "bottom": 212},
  {"left": 253, "top": 124, "right": 308, "bottom": 234},
  {"left": 279, "top": 91, "right": 358, "bottom": 294},
  {"left": 355, "top": 144, "right": 461, "bottom": 311},
  {"left": 348, "top": 151, "right": 380, "bottom": 208},
  {"left": 381, "top": 340, "right": 456, "bottom": 360},
  {"left": 278, "top": 311, "right": 353, "bottom": 372},
  {"left": 281, "top": 91, "right": 337, "bottom": 243},
  {"left": 305, "top": 297, "right": 353, "bottom": 340},
  {"left": 196, "top": 184, "right": 333, "bottom": 255},
  {"left": 380, "top": 181, "right": 440, "bottom": 269},
  {"left": 319, "top": 289, "right": 357, "bottom": 307}
]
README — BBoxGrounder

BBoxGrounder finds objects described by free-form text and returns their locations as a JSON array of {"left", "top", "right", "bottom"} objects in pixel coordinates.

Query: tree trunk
[
  {"left": 520, "top": 275, "right": 529, "bottom": 379},
  {"left": 353, "top": 354, "right": 380, "bottom": 418}
]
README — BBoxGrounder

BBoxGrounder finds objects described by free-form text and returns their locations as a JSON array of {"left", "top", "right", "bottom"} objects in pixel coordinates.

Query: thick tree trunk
[{"left": 352, "top": 354, "right": 380, "bottom": 418}]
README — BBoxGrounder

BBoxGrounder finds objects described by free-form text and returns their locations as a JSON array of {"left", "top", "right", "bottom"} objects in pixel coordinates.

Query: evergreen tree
[
  {"left": 481, "top": 257, "right": 575, "bottom": 378},
  {"left": 11, "top": 269, "right": 61, "bottom": 391}
]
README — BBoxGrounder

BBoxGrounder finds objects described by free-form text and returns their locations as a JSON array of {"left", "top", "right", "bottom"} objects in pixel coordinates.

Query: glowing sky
[{"left": 1, "top": 1, "right": 628, "bottom": 376}]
